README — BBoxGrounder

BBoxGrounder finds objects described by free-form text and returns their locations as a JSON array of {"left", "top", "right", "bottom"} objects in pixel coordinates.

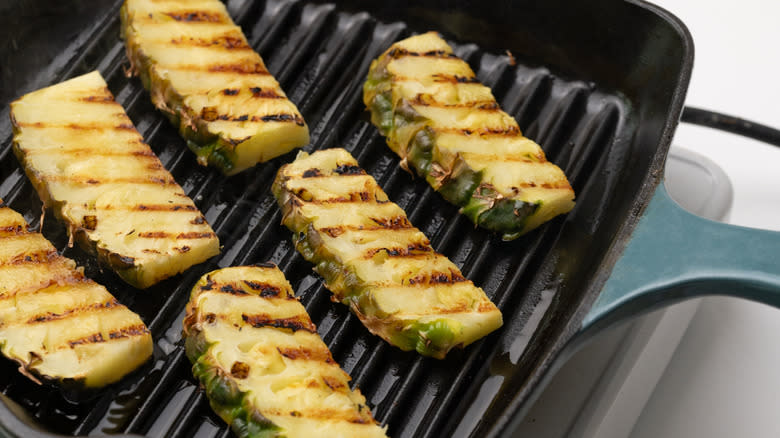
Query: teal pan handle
[{"left": 582, "top": 150, "right": 780, "bottom": 333}]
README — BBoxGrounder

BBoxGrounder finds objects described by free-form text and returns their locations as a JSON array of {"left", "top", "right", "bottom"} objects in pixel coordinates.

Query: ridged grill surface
[{"left": 0, "top": 0, "right": 632, "bottom": 437}]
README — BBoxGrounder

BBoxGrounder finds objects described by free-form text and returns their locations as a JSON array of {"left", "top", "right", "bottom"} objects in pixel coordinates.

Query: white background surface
[{"left": 629, "top": 1, "right": 780, "bottom": 437}]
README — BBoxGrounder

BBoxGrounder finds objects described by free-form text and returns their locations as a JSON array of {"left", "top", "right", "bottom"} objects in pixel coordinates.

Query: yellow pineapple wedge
[
  {"left": 363, "top": 32, "right": 575, "bottom": 240},
  {"left": 10, "top": 71, "right": 220, "bottom": 289},
  {"left": 0, "top": 199, "right": 152, "bottom": 388},
  {"left": 273, "top": 148, "right": 503, "bottom": 359},
  {"left": 184, "top": 265, "right": 387, "bottom": 438},
  {"left": 120, "top": 0, "right": 310, "bottom": 175}
]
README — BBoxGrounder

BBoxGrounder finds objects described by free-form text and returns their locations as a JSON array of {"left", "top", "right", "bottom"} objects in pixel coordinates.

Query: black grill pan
[{"left": 1, "top": 1, "right": 779, "bottom": 437}]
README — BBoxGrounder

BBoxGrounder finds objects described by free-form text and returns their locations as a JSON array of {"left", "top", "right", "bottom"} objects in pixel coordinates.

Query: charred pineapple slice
[
  {"left": 183, "top": 265, "right": 387, "bottom": 438},
  {"left": 0, "top": 199, "right": 152, "bottom": 388},
  {"left": 121, "top": 0, "right": 309, "bottom": 175},
  {"left": 363, "top": 32, "right": 575, "bottom": 240},
  {"left": 273, "top": 148, "right": 502, "bottom": 359},
  {"left": 10, "top": 71, "right": 220, "bottom": 289}
]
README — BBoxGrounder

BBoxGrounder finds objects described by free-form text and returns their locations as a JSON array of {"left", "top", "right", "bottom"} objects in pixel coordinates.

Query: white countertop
[{"left": 630, "top": 1, "right": 780, "bottom": 437}]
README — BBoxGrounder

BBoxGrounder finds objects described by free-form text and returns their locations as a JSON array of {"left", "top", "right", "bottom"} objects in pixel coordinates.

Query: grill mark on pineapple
[
  {"left": 67, "top": 324, "right": 149, "bottom": 348},
  {"left": 301, "top": 191, "right": 378, "bottom": 204},
  {"left": 26, "top": 298, "right": 120, "bottom": 324},
  {"left": 68, "top": 333, "right": 105, "bottom": 348},
  {"left": 80, "top": 94, "right": 115, "bottom": 103},
  {"left": 458, "top": 151, "right": 546, "bottom": 164},
  {"left": 164, "top": 11, "right": 226, "bottom": 23},
  {"left": 263, "top": 407, "right": 372, "bottom": 424},
  {"left": 13, "top": 122, "right": 137, "bottom": 131},
  {"left": 123, "top": 203, "right": 198, "bottom": 212},
  {"left": 168, "top": 34, "right": 250, "bottom": 50},
  {"left": 0, "top": 224, "right": 28, "bottom": 236},
  {"left": 207, "top": 62, "right": 269, "bottom": 75},
  {"left": 431, "top": 73, "right": 480, "bottom": 84},
  {"left": 136, "top": 231, "right": 217, "bottom": 239},
  {"left": 21, "top": 148, "right": 156, "bottom": 158},
  {"left": 386, "top": 47, "right": 457, "bottom": 59},
  {"left": 369, "top": 215, "right": 413, "bottom": 229},
  {"left": 332, "top": 164, "right": 365, "bottom": 175},
  {"left": 0, "top": 249, "right": 58, "bottom": 266},
  {"left": 204, "top": 112, "right": 305, "bottom": 126},
  {"left": 404, "top": 268, "right": 468, "bottom": 286},
  {"left": 410, "top": 97, "right": 500, "bottom": 111},
  {"left": 364, "top": 243, "right": 433, "bottom": 259},
  {"left": 249, "top": 87, "right": 284, "bottom": 99},
  {"left": 0, "top": 272, "right": 90, "bottom": 302},
  {"left": 39, "top": 175, "right": 177, "bottom": 186},
  {"left": 242, "top": 314, "right": 316, "bottom": 333},
  {"left": 243, "top": 280, "right": 284, "bottom": 298},
  {"left": 387, "top": 73, "right": 479, "bottom": 85},
  {"left": 432, "top": 125, "right": 521, "bottom": 137},
  {"left": 165, "top": 63, "right": 271, "bottom": 76},
  {"left": 277, "top": 346, "right": 336, "bottom": 364}
]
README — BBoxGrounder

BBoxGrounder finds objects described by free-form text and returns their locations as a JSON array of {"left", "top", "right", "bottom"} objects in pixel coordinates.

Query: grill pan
[{"left": 1, "top": 0, "right": 779, "bottom": 437}]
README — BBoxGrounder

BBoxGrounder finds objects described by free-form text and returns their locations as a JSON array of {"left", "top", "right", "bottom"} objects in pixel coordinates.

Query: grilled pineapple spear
[
  {"left": 10, "top": 71, "right": 220, "bottom": 289},
  {"left": 184, "top": 265, "right": 387, "bottom": 438},
  {"left": 363, "top": 32, "right": 575, "bottom": 240},
  {"left": 0, "top": 199, "right": 152, "bottom": 388},
  {"left": 273, "top": 148, "right": 503, "bottom": 359},
  {"left": 121, "top": 0, "right": 310, "bottom": 175}
]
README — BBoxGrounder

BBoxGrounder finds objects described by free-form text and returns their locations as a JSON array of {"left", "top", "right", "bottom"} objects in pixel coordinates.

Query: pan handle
[{"left": 581, "top": 107, "right": 780, "bottom": 332}]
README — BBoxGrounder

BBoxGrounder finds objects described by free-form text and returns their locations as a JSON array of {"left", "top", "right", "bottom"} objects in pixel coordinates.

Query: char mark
[
  {"left": 387, "top": 47, "right": 457, "bottom": 59},
  {"left": 431, "top": 73, "right": 480, "bottom": 84},
  {"left": 169, "top": 34, "right": 250, "bottom": 50},
  {"left": 333, "top": 164, "right": 365, "bottom": 175},
  {"left": 305, "top": 191, "right": 374, "bottom": 204},
  {"left": 437, "top": 126, "right": 521, "bottom": 137},
  {"left": 108, "top": 324, "right": 151, "bottom": 339},
  {"left": 27, "top": 299, "right": 120, "bottom": 324},
  {"left": 259, "top": 113, "right": 305, "bottom": 126},
  {"left": 80, "top": 94, "right": 114, "bottom": 103},
  {"left": 135, "top": 231, "right": 215, "bottom": 239},
  {"left": 0, "top": 224, "right": 27, "bottom": 235},
  {"left": 164, "top": 11, "right": 225, "bottom": 23},
  {"left": 243, "top": 281, "right": 282, "bottom": 298},
  {"left": 207, "top": 62, "right": 269, "bottom": 75},
  {"left": 407, "top": 268, "right": 467, "bottom": 285},
  {"left": 202, "top": 112, "right": 304, "bottom": 126},
  {"left": 249, "top": 87, "right": 283, "bottom": 99},
  {"left": 1, "top": 249, "right": 59, "bottom": 266},
  {"left": 219, "top": 283, "right": 249, "bottom": 295},
  {"left": 134, "top": 204, "right": 198, "bottom": 212},
  {"left": 366, "top": 243, "right": 432, "bottom": 258},
  {"left": 277, "top": 346, "right": 335, "bottom": 364},
  {"left": 370, "top": 216, "right": 413, "bottom": 229},
  {"left": 302, "top": 168, "right": 322, "bottom": 178},
  {"left": 242, "top": 314, "right": 316, "bottom": 333}
]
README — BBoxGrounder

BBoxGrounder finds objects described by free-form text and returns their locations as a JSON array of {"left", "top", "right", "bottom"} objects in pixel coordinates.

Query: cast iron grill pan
[{"left": 0, "top": 0, "right": 640, "bottom": 436}]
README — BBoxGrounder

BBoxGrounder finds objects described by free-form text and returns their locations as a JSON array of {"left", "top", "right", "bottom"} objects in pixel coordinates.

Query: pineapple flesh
[
  {"left": 0, "top": 199, "right": 152, "bottom": 388},
  {"left": 183, "top": 265, "right": 387, "bottom": 438},
  {"left": 363, "top": 32, "right": 575, "bottom": 240},
  {"left": 10, "top": 71, "right": 220, "bottom": 289},
  {"left": 273, "top": 148, "right": 503, "bottom": 359},
  {"left": 121, "top": 0, "right": 310, "bottom": 175}
]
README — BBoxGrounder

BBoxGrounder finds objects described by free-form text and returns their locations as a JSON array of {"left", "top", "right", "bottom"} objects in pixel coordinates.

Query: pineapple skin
[
  {"left": 10, "top": 71, "right": 220, "bottom": 289},
  {"left": 0, "top": 199, "right": 152, "bottom": 389},
  {"left": 363, "top": 32, "right": 575, "bottom": 240},
  {"left": 272, "top": 148, "right": 503, "bottom": 359},
  {"left": 120, "top": 0, "right": 310, "bottom": 176},
  {"left": 183, "top": 265, "right": 387, "bottom": 438}
]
